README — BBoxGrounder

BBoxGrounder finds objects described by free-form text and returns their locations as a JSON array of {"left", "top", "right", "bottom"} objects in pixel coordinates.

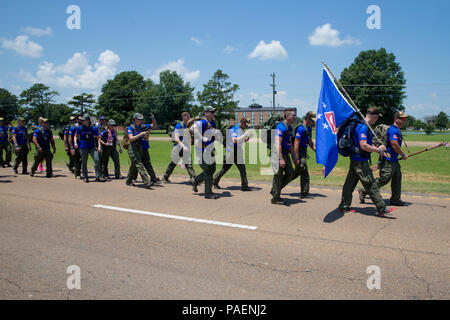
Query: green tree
[
  {"left": 413, "top": 119, "right": 425, "bottom": 130},
  {"left": 97, "top": 71, "right": 146, "bottom": 125},
  {"left": 0, "top": 88, "right": 19, "bottom": 123},
  {"left": 435, "top": 111, "right": 449, "bottom": 131},
  {"left": 136, "top": 71, "right": 195, "bottom": 128},
  {"left": 404, "top": 115, "right": 416, "bottom": 128},
  {"left": 197, "top": 69, "right": 239, "bottom": 127},
  {"left": 47, "top": 103, "right": 75, "bottom": 128},
  {"left": 424, "top": 123, "right": 435, "bottom": 135},
  {"left": 68, "top": 93, "right": 96, "bottom": 115},
  {"left": 340, "top": 48, "right": 406, "bottom": 124},
  {"left": 19, "top": 83, "right": 59, "bottom": 123}
]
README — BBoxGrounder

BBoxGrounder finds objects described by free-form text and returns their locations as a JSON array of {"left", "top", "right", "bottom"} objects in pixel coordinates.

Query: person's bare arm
[
  {"left": 390, "top": 140, "right": 408, "bottom": 159},
  {"left": 293, "top": 138, "right": 300, "bottom": 166},
  {"left": 360, "top": 140, "right": 387, "bottom": 157},
  {"left": 51, "top": 137, "right": 56, "bottom": 154},
  {"left": 33, "top": 135, "right": 42, "bottom": 152}
]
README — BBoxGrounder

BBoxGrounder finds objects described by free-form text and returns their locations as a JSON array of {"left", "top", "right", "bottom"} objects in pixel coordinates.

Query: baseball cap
[
  {"left": 397, "top": 111, "right": 408, "bottom": 118},
  {"left": 99, "top": 115, "right": 106, "bottom": 120},
  {"left": 204, "top": 106, "right": 217, "bottom": 113},
  {"left": 108, "top": 119, "right": 116, "bottom": 125},
  {"left": 306, "top": 111, "right": 317, "bottom": 122},
  {"left": 133, "top": 113, "right": 144, "bottom": 120},
  {"left": 18, "top": 117, "right": 25, "bottom": 121},
  {"left": 41, "top": 118, "right": 49, "bottom": 123},
  {"left": 69, "top": 116, "right": 76, "bottom": 121},
  {"left": 0, "top": 117, "right": 4, "bottom": 121}
]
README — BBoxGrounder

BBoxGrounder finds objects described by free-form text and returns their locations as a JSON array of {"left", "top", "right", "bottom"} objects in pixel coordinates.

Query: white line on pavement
[{"left": 93, "top": 204, "right": 258, "bottom": 231}]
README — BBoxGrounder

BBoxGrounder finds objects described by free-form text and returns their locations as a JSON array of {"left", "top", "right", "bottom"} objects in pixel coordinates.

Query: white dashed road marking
[{"left": 93, "top": 204, "right": 258, "bottom": 230}]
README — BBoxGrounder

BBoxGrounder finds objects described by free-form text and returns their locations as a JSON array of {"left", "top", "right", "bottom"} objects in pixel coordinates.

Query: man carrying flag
[
  {"left": 316, "top": 68, "right": 355, "bottom": 177},
  {"left": 316, "top": 67, "right": 394, "bottom": 217},
  {"left": 338, "top": 107, "right": 394, "bottom": 217}
]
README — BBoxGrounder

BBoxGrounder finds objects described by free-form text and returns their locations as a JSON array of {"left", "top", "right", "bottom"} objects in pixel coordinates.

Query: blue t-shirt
[
  {"left": 198, "top": 119, "right": 216, "bottom": 150},
  {"left": 386, "top": 125, "right": 402, "bottom": 162},
  {"left": 33, "top": 128, "right": 53, "bottom": 150},
  {"left": 275, "top": 122, "right": 292, "bottom": 155},
  {"left": 63, "top": 125, "right": 71, "bottom": 136},
  {"left": 0, "top": 125, "right": 9, "bottom": 142},
  {"left": 226, "top": 123, "right": 245, "bottom": 152},
  {"left": 12, "top": 126, "right": 28, "bottom": 145},
  {"left": 350, "top": 123, "right": 372, "bottom": 162},
  {"left": 295, "top": 125, "right": 312, "bottom": 154},
  {"left": 76, "top": 125, "right": 98, "bottom": 149},
  {"left": 173, "top": 122, "right": 188, "bottom": 147},
  {"left": 127, "top": 123, "right": 152, "bottom": 150}
]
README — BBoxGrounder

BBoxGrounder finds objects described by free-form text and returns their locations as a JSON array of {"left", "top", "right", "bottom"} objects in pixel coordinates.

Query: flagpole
[{"left": 321, "top": 61, "right": 382, "bottom": 145}]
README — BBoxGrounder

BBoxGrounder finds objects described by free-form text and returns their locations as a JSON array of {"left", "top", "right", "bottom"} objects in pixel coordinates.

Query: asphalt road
[{"left": 0, "top": 167, "right": 448, "bottom": 300}]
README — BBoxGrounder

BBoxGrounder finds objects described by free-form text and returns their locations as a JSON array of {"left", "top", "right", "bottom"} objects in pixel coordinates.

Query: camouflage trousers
[
  {"left": 359, "top": 159, "right": 402, "bottom": 203},
  {"left": 164, "top": 147, "right": 196, "bottom": 179},
  {"left": 0, "top": 141, "right": 12, "bottom": 165},
  {"left": 126, "top": 143, "right": 150, "bottom": 184},
  {"left": 213, "top": 149, "right": 248, "bottom": 188},
  {"left": 13, "top": 144, "right": 29, "bottom": 172},
  {"left": 339, "top": 160, "right": 386, "bottom": 213},
  {"left": 290, "top": 153, "right": 310, "bottom": 196},
  {"left": 194, "top": 153, "right": 216, "bottom": 196},
  {"left": 271, "top": 153, "right": 295, "bottom": 200}
]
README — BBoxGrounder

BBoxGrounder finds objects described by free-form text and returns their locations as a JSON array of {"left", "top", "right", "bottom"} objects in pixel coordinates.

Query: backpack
[
  {"left": 58, "top": 125, "right": 69, "bottom": 141},
  {"left": 260, "top": 114, "right": 285, "bottom": 149},
  {"left": 291, "top": 122, "right": 304, "bottom": 145},
  {"left": 122, "top": 123, "right": 136, "bottom": 150},
  {"left": 337, "top": 114, "right": 365, "bottom": 157},
  {"left": 373, "top": 124, "right": 390, "bottom": 147}
]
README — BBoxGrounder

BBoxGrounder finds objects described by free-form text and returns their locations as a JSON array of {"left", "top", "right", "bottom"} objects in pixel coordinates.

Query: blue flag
[{"left": 316, "top": 68, "right": 355, "bottom": 177}]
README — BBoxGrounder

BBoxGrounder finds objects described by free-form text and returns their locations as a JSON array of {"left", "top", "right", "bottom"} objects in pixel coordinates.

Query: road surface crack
[
  {"left": 400, "top": 250, "right": 433, "bottom": 299},
  {"left": 368, "top": 222, "right": 392, "bottom": 246}
]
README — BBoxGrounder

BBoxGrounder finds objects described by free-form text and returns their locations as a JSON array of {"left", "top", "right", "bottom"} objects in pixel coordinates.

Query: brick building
[{"left": 229, "top": 103, "right": 286, "bottom": 126}]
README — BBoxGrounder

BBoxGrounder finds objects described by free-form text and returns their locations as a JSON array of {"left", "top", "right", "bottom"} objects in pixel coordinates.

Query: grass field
[{"left": 12, "top": 131, "right": 449, "bottom": 195}]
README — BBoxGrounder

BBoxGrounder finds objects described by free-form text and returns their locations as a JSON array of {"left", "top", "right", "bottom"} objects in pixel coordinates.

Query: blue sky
[{"left": 1, "top": 0, "right": 449, "bottom": 120}]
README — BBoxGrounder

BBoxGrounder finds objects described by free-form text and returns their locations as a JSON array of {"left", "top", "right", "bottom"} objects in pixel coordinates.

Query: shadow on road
[
  {"left": 285, "top": 192, "right": 327, "bottom": 198},
  {"left": 323, "top": 209, "right": 344, "bottom": 223}
]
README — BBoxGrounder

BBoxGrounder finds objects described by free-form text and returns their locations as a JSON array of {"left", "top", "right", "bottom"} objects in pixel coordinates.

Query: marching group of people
[{"left": 0, "top": 105, "right": 410, "bottom": 217}]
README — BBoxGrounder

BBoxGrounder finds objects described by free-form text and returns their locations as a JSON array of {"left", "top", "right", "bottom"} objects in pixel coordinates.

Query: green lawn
[{"left": 402, "top": 132, "right": 449, "bottom": 142}]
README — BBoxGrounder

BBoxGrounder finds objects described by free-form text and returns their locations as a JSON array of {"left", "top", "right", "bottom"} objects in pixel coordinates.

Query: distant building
[{"left": 229, "top": 103, "right": 287, "bottom": 126}]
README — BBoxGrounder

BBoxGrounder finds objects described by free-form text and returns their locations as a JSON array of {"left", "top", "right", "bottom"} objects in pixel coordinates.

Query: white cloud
[
  {"left": 406, "top": 103, "right": 450, "bottom": 120},
  {"left": 190, "top": 37, "right": 203, "bottom": 45},
  {"left": 150, "top": 58, "right": 200, "bottom": 83},
  {"left": 308, "top": 23, "right": 360, "bottom": 47},
  {"left": 248, "top": 40, "right": 288, "bottom": 60},
  {"left": 23, "top": 26, "right": 52, "bottom": 37},
  {"left": 19, "top": 50, "right": 120, "bottom": 89},
  {"left": 10, "top": 85, "right": 21, "bottom": 93},
  {"left": 1, "top": 35, "right": 43, "bottom": 57},
  {"left": 223, "top": 45, "right": 237, "bottom": 54}
]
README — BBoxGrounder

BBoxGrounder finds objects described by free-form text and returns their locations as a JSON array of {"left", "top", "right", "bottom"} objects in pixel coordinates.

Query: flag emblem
[{"left": 324, "top": 112, "right": 337, "bottom": 134}]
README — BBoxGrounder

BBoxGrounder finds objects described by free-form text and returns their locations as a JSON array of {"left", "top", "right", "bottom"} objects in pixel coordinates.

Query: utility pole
[{"left": 270, "top": 73, "right": 276, "bottom": 113}]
